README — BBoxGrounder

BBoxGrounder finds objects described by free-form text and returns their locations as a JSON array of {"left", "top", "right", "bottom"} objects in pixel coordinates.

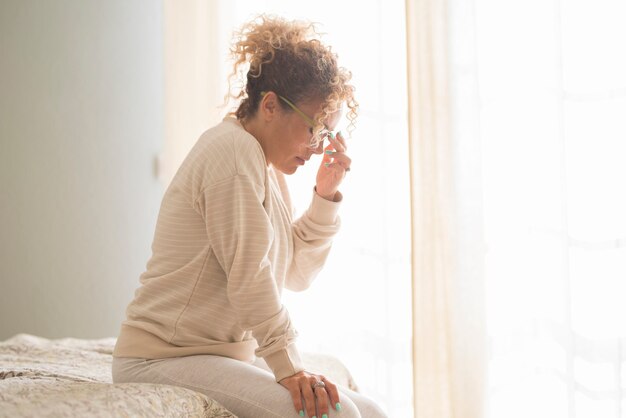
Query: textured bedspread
[
  {"left": 0, "top": 333, "right": 358, "bottom": 417},
  {"left": 0, "top": 333, "right": 236, "bottom": 417}
]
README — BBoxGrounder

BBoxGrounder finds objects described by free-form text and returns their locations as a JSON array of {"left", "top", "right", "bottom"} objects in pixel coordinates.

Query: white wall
[{"left": 0, "top": 1, "right": 164, "bottom": 339}]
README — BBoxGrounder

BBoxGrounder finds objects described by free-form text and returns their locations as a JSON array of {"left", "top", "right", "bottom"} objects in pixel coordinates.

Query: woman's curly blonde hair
[{"left": 222, "top": 13, "right": 358, "bottom": 144}]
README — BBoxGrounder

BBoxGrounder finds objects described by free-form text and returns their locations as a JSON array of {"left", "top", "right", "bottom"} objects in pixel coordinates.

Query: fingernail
[
  {"left": 330, "top": 132, "right": 336, "bottom": 139},
  {"left": 337, "top": 131, "right": 342, "bottom": 137},
  {"left": 324, "top": 150, "right": 334, "bottom": 155},
  {"left": 336, "top": 402, "right": 342, "bottom": 411},
  {"left": 299, "top": 411, "right": 304, "bottom": 417},
  {"left": 325, "top": 163, "right": 330, "bottom": 167},
  {"left": 312, "top": 416, "right": 317, "bottom": 418},
  {"left": 323, "top": 415, "right": 329, "bottom": 418}
]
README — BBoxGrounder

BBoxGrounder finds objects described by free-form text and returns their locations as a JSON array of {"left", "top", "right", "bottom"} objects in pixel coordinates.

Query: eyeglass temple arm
[{"left": 260, "top": 91, "right": 320, "bottom": 128}]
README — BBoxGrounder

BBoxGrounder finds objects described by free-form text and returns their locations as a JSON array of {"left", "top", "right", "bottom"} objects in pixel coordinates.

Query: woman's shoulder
[{"left": 190, "top": 116, "right": 268, "bottom": 187}]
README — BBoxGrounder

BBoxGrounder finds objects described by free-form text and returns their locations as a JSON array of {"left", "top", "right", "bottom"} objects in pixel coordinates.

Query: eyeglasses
[{"left": 260, "top": 91, "right": 333, "bottom": 148}]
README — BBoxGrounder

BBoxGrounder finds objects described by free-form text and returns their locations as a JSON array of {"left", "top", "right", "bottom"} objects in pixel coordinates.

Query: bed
[{"left": 0, "top": 333, "right": 359, "bottom": 417}]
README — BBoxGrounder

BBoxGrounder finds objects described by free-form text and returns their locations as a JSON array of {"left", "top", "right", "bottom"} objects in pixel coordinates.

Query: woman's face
[{"left": 267, "top": 97, "right": 342, "bottom": 175}]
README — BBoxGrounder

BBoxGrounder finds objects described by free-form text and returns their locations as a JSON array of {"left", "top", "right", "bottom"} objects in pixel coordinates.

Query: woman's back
[{"left": 114, "top": 116, "right": 296, "bottom": 366}]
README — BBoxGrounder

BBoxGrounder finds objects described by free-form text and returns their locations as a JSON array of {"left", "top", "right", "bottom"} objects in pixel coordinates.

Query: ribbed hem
[
  {"left": 308, "top": 187, "right": 342, "bottom": 224},
  {"left": 263, "top": 343, "right": 306, "bottom": 382},
  {"left": 112, "top": 324, "right": 257, "bottom": 363}
]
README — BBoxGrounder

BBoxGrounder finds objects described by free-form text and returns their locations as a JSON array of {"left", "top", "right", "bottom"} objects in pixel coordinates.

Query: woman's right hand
[{"left": 279, "top": 370, "right": 341, "bottom": 417}]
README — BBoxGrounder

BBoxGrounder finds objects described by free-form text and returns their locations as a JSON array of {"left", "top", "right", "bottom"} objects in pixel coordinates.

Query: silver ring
[{"left": 312, "top": 380, "right": 326, "bottom": 390}]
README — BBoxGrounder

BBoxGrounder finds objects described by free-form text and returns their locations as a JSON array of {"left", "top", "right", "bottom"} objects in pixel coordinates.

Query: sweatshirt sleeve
[
  {"left": 198, "top": 173, "right": 306, "bottom": 382},
  {"left": 285, "top": 186, "right": 342, "bottom": 292}
]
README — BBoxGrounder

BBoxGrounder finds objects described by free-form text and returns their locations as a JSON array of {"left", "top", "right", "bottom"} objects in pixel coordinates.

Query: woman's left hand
[{"left": 315, "top": 131, "right": 351, "bottom": 201}]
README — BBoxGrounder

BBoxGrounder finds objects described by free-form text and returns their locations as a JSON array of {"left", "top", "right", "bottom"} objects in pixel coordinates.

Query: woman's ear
[{"left": 259, "top": 91, "right": 280, "bottom": 122}]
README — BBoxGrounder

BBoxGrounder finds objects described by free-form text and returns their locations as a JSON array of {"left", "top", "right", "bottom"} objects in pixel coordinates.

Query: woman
[{"left": 112, "top": 14, "right": 387, "bottom": 418}]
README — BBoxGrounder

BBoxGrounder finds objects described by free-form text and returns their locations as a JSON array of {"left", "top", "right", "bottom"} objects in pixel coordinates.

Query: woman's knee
[
  {"left": 338, "top": 387, "right": 388, "bottom": 418},
  {"left": 357, "top": 400, "right": 389, "bottom": 418},
  {"left": 332, "top": 398, "right": 361, "bottom": 418},
  {"left": 302, "top": 396, "right": 360, "bottom": 418}
]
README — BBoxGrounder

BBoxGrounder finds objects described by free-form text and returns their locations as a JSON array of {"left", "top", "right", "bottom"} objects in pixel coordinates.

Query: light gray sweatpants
[{"left": 111, "top": 355, "right": 388, "bottom": 418}]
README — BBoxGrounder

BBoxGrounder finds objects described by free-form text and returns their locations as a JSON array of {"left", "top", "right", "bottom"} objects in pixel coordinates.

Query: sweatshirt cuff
[
  {"left": 309, "top": 187, "right": 342, "bottom": 225},
  {"left": 263, "top": 343, "right": 306, "bottom": 382}
]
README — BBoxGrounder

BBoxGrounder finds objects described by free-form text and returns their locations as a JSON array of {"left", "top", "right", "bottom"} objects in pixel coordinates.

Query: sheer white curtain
[
  {"left": 163, "top": 1, "right": 413, "bottom": 416},
  {"left": 406, "top": 0, "right": 487, "bottom": 416},
  {"left": 161, "top": 0, "right": 225, "bottom": 187},
  {"left": 448, "top": 0, "right": 626, "bottom": 417}
]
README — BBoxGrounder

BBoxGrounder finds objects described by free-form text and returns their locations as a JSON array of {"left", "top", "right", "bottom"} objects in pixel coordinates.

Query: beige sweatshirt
[{"left": 113, "top": 116, "right": 342, "bottom": 382}]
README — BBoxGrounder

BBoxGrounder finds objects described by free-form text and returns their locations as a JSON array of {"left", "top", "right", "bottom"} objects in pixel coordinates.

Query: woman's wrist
[{"left": 314, "top": 186, "right": 337, "bottom": 202}]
